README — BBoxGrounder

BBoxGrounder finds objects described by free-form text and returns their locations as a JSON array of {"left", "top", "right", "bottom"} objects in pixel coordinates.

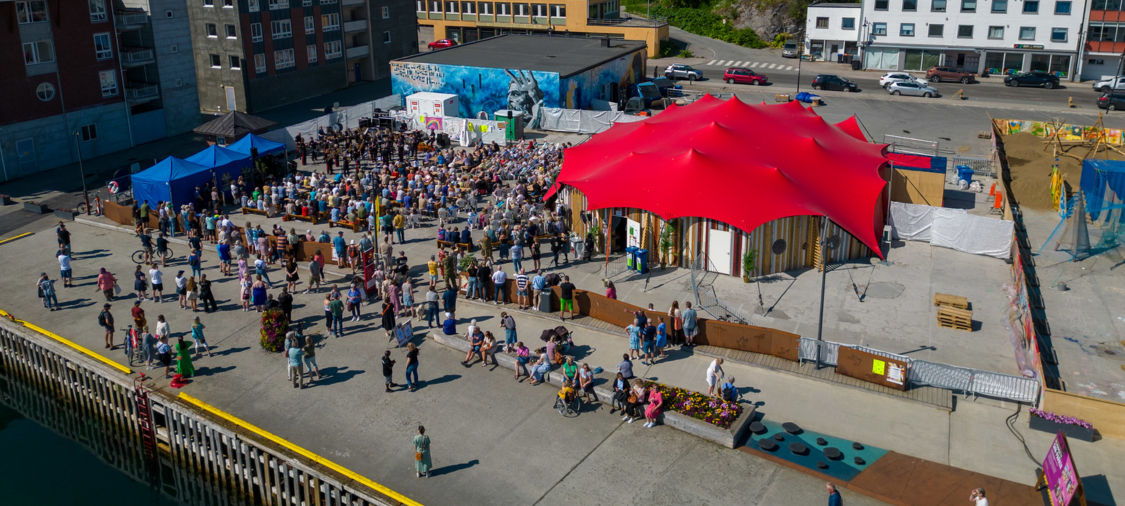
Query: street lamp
[
  {"left": 73, "top": 130, "right": 90, "bottom": 215},
  {"left": 796, "top": 30, "right": 807, "bottom": 94},
  {"left": 814, "top": 215, "right": 833, "bottom": 369}
]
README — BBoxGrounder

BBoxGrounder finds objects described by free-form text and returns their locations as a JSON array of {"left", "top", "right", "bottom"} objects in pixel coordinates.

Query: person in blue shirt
[
  {"left": 827, "top": 483, "right": 842, "bottom": 506},
  {"left": 460, "top": 227, "right": 471, "bottom": 248},
  {"left": 655, "top": 317, "right": 668, "bottom": 359},
  {"left": 720, "top": 377, "right": 741, "bottom": 402},
  {"left": 332, "top": 232, "right": 346, "bottom": 263},
  {"left": 318, "top": 199, "right": 328, "bottom": 213},
  {"left": 318, "top": 231, "right": 330, "bottom": 243},
  {"left": 330, "top": 207, "right": 341, "bottom": 222},
  {"left": 531, "top": 270, "right": 546, "bottom": 309},
  {"left": 441, "top": 312, "right": 457, "bottom": 335}
]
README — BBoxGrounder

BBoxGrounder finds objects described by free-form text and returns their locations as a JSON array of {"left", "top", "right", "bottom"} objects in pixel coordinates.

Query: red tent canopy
[{"left": 549, "top": 96, "right": 890, "bottom": 257}]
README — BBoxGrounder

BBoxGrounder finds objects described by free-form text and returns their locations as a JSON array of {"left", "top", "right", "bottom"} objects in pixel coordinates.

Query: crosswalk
[{"left": 704, "top": 60, "right": 798, "bottom": 72}]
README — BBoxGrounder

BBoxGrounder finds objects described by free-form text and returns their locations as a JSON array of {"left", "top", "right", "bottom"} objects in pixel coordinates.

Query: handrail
[{"left": 0, "top": 308, "right": 133, "bottom": 375}]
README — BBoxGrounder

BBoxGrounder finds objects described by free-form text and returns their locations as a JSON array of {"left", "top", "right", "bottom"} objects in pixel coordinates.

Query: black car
[
  {"left": 1098, "top": 92, "right": 1125, "bottom": 111},
  {"left": 1003, "top": 71, "right": 1060, "bottom": 89},
  {"left": 811, "top": 75, "right": 857, "bottom": 92}
]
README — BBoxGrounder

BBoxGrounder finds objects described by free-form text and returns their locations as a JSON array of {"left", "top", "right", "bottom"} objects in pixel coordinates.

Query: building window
[
  {"left": 957, "top": 25, "right": 973, "bottom": 38},
  {"left": 224, "top": 0, "right": 234, "bottom": 6},
  {"left": 842, "top": 17, "right": 855, "bottom": 29},
  {"left": 254, "top": 53, "right": 266, "bottom": 73},
  {"left": 167, "top": 10, "right": 174, "bottom": 17},
  {"left": 175, "top": 78, "right": 183, "bottom": 87},
  {"left": 322, "top": 0, "right": 337, "bottom": 4},
  {"left": 875, "top": 0, "right": 888, "bottom": 9},
  {"left": 98, "top": 70, "right": 117, "bottom": 97},
  {"left": 1024, "top": 0, "right": 1039, "bottom": 12},
  {"left": 900, "top": 23, "right": 915, "bottom": 36},
  {"left": 322, "top": 13, "right": 340, "bottom": 30},
  {"left": 1055, "top": 1, "right": 1070, "bottom": 13},
  {"left": 16, "top": 1, "right": 48, "bottom": 23},
  {"left": 1051, "top": 27, "right": 1067, "bottom": 41},
  {"left": 249, "top": 0, "right": 259, "bottom": 11},
  {"left": 206, "top": 23, "right": 218, "bottom": 37},
  {"left": 417, "top": 0, "right": 425, "bottom": 12},
  {"left": 204, "top": 0, "right": 213, "bottom": 6},
  {"left": 325, "top": 40, "right": 342, "bottom": 59},
  {"left": 226, "top": 24, "right": 237, "bottom": 38},
  {"left": 992, "top": 0, "right": 1006, "bottom": 12},
  {"left": 383, "top": 6, "right": 391, "bottom": 17},
  {"left": 210, "top": 54, "right": 221, "bottom": 67},
  {"left": 89, "top": 0, "right": 108, "bottom": 22},
  {"left": 931, "top": 0, "right": 946, "bottom": 11},
  {"left": 251, "top": 23, "right": 263, "bottom": 42},
  {"left": 381, "top": 30, "right": 390, "bottom": 43},
  {"left": 22, "top": 41, "right": 54, "bottom": 65},
  {"left": 445, "top": 0, "right": 458, "bottom": 12},
  {"left": 480, "top": 1, "right": 493, "bottom": 14},
  {"left": 550, "top": 3, "right": 564, "bottom": 17},
  {"left": 307, "top": 44, "right": 317, "bottom": 62},
  {"left": 272, "top": 19, "right": 292, "bottom": 39},
  {"left": 988, "top": 26, "right": 1004, "bottom": 39},
  {"left": 903, "top": 0, "right": 917, "bottom": 10},
  {"left": 815, "top": 17, "right": 828, "bottom": 28},
  {"left": 872, "top": 22, "right": 887, "bottom": 35},
  {"left": 462, "top": 2, "right": 475, "bottom": 14},
  {"left": 1019, "top": 26, "right": 1036, "bottom": 39},
  {"left": 274, "top": 48, "right": 294, "bottom": 69},
  {"left": 229, "top": 55, "right": 240, "bottom": 69},
  {"left": 81, "top": 124, "right": 99, "bottom": 142},
  {"left": 961, "top": 0, "right": 975, "bottom": 11},
  {"left": 531, "top": 3, "right": 547, "bottom": 16},
  {"left": 497, "top": 2, "right": 510, "bottom": 14},
  {"left": 93, "top": 33, "right": 113, "bottom": 60},
  {"left": 171, "top": 44, "right": 178, "bottom": 53},
  {"left": 268, "top": 0, "right": 289, "bottom": 9},
  {"left": 303, "top": 0, "right": 312, "bottom": 5},
  {"left": 928, "top": 24, "right": 943, "bottom": 36},
  {"left": 305, "top": 16, "right": 315, "bottom": 34},
  {"left": 514, "top": 3, "right": 528, "bottom": 16},
  {"left": 1090, "top": 59, "right": 1105, "bottom": 65},
  {"left": 36, "top": 82, "right": 55, "bottom": 102}
]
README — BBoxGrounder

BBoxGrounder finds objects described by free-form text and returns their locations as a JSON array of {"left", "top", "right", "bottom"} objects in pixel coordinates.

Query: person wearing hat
[{"left": 98, "top": 303, "right": 115, "bottom": 349}]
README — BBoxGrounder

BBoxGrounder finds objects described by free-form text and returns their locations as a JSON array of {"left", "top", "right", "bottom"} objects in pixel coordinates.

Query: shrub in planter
[
  {"left": 644, "top": 381, "right": 743, "bottom": 429},
  {"left": 1029, "top": 408, "right": 1095, "bottom": 442},
  {"left": 23, "top": 201, "right": 49, "bottom": 213},
  {"left": 259, "top": 308, "right": 289, "bottom": 352}
]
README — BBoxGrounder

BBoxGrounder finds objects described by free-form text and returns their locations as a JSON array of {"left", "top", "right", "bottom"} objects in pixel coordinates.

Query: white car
[
  {"left": 1094, "top": 76, "right": 1125, "bottom": 93},
  {"left": 664, "top": 64, "right": 703, "bottom": 81},
  {"left": 886, "top": 81, "right": 939, "bottom": 98},
  {"left": 879, "top": 72, "right": 923, "bottom": 88}
]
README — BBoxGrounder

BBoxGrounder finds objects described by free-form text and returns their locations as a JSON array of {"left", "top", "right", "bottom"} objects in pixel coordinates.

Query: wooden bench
[
  {"left": 933, "top": 293, "right": 969, "bottom": 310},
  {"left": 436, "top": 239, "right": 470, "bottom": 253},
  {"left": 241, "top": 207, "right": 269, "bottom": 217},
  {"left": 286, "top": 213, "right": 317, "bottom": 225},
  {"left": 936, "top": 306, "right": 972, "bottom": 332},
  {"left": 331, "top": 219, "right": 361, "bottom": 233}
]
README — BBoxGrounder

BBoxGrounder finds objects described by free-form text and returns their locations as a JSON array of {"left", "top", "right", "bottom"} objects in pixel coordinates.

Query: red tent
[{"left": 549, "top": 96, "right": 890, "bottom": 257}]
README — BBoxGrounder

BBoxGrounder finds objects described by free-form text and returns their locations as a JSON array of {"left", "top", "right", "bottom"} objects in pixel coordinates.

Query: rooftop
[
  {"left": 808, "top": 2, "right": 863, "bottom": 7},
  {"left": 394, "top": 34, "right": 647, "bottom": 77}
]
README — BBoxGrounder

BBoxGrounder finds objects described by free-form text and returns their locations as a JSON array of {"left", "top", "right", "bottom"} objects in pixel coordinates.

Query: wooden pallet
[
  {"left": 937, "top": 306, "right": 972, "bottom": 331},
  {"left": 933, "top": 292, "right": 969, "bottom": 310}
]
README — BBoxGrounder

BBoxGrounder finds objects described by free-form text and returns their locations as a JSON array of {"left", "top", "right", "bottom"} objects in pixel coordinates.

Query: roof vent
[{"left": 601, "top": 38, "right": 611, "bottom": 48}]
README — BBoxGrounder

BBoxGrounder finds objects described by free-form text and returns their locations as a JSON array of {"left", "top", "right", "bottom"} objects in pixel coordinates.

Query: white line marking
[
  {"left": 734, "top": 61, "right": 744, "bottom": 67},
  {"left": 768, "top": 63, "right": 778, "bottom": 69},
  {"left": 785, "top": 66, "right": 794, "bottom": 71},
  {"left": 707, "top": 60, "right": 717, "bottom": 66},
  {"left": 751, "top": 62, "right": 760, "bottom": 68}
]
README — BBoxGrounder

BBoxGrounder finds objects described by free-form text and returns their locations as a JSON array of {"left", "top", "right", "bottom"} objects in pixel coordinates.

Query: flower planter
[
  {"left": 1029, "top": 414, "right": 1095, "bottom": 442},
  {"left": 23, "top": 202, "right": 49, "bottom": 214},
  {"left": 54, "top": 209, "right": 76, "bottom": 221},
  {"left": 0, "top": 195, "right": 12, "bottom": 206}
]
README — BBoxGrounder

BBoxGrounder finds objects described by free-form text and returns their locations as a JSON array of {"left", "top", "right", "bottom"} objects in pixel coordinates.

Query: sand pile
[{"left": 1001, "top": 132, "right": 1077, "bottom": 211}]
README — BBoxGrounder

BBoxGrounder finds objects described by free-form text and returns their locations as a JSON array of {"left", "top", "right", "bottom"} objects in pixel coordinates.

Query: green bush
[
  {"left": 651, "top": 6, "right": 767, "bottom": 49},
  {"left": 681, "top": 49, "right": 694, "bottom": 57},
  {"left": 658, "top": 39, "right": 680, "bottom": 58}
]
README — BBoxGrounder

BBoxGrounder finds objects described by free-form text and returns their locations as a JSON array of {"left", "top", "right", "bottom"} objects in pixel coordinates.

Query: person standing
[
  {"left": 382, "top": 350, "right": 397, "bottom": 392},
  {"left": 655, "top": 317, "right": 668, "bottom": 360},
  {"left": 306, "top": 253, "right": 323, "bottom": 294},
  {"left": 287, "top": 340, "right": 305, "bottom": 389},
  {"left": 515, "top": 268, "right": 529, "bottom": 310},
  {"left": 706, "top": 358, "right": 725, "bottom": 397},
  {"left": 278, "top": 286, "right": 293, "bottom": 322},
  {"left": 500, "top": 312, "right": 517, "bottom": 352},
  {"left": 404, "top": 342, "right": 420, "bottom": 392},
  {"left": 96, "top": 268, "right": 117, "bottom": 301},
  {"left": 491, "top": 265, "right": 507, "bottom": 305},
  {"left": 98, "top": 303, "right": 115, "bottom": 349},
  {"left": 175, "top": 271, "right": 188, "bottom": 309},
  {"left": 381, "top": 301, "right": 396, "bottom": 341},
  {"left": 142, "top": 326, "right": 158, "bottom": 370},
  {"left": 827, "top": 483, "right": 843, "bottom": 506},
  {"left": 190, "top": 317, "right": 214, "bottom": 357},
  {"left": 37, "top": 273, "right": 58, "bottom": 311},
  {"left": 425, "top": 285, "right": 439, "bottom": 328},
  {"left": 441, "top": 285, "right": 457, "bottom": 321},
  {"left": 303, "top": 340, "right": 321, "bottom": 381},
  {"left": 531, "top": 270, "right": 546, "bottom": 311},
  {"left": 682, "top": 302, "right": 699, "bottom": 347},
  {"left": 558, "top": 276, "right": 576, "bottom": 321},
  {"left": 56, "top": 223, "right": 72, "bottom": 256},
  {"left": 393, "top": 211, "right": 406, "bottom": 244},
  {"left": 969, "top": 487, "right": 988, "bottom": 506},
  {"left": 175, "top": 336, "right": 195, "bottom": 379},
  {"left": 328, "top": 294, "right": 344, "bottom": 337},
  {"left": 58, "top": 251, "right": 73, "bottom": 288},
  {"left": 131, "top": 300, "right": 147, "bottom": 333},
  {"left": 627, "top": 319, "right": 641, "bottom": 359},
  {"left": 641, "top": 322, "right": 656, "bottom": 366},
  {"left": 412, "top": 426, "right": 431, "bottom": 478},
  {"left": 199, "top": 274, "right": 218, "bottom": 313},
  {"left": 149, "top": 264, "right": 165, "bottom": 303},
  {"left": 187, "top": 249, "right": 202, "bottom": 279}
]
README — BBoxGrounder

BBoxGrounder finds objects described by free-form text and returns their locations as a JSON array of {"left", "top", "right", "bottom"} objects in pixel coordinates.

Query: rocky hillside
[{"left": 726, "top": 1, "right": 804, "bottom": 40}]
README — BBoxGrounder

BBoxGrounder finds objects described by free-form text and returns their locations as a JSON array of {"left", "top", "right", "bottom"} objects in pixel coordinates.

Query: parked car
[
  {"left": 810, "top": 74, "right": 857, "bottom": 92},
  {"left": 886, "top": 81, "right": 939, "bottom": 98},
  {"left": 925, "top": 66, "right": 975, "bottom": 84},
  {"left": 782, "top": 42, "right": 799, "bottom": 58},
  {"left": 1093, "top": 76, "right": 1125, "bottom": 93},
  {"left": 723, "top": 68, "right": 767, "bottom": 85},
  {"left": 665, "top": 64, "right": 703, "bottom": 81},
  {"left": 428, "top": 39, "right": 457, "bottom": 50},
  {"left": 879, "top": 72, "right": 922, "bottom": 88},
  {"left": 1097, "top": 92, "right": 1125, "bottom": 111},
  {"left": 1004, "top": 71, "right": 1060, "bottom": 88}
]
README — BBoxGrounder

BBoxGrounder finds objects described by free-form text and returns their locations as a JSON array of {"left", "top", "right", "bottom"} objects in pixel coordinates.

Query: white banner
[{"left": 931, "top": 209, "right": 1014, "bottom": 259}]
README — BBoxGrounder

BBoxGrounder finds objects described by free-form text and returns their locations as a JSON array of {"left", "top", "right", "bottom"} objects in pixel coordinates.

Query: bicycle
[
  {"left": 132, "top": 247, "right": 173, "bottom": 264},
  {"left": 77, "top": 191, "right": 103, "bottom": 216},
  {"left": 554, "top": 386, "right": 582, "bottom": 417},
  {"left": 123, "top": 325, "right": 141, "bottom": 367}
]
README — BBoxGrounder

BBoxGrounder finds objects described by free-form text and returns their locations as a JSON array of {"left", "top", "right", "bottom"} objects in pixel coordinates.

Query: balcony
[
  {"left": 344, "top": 19, "right": 367, "bottom": 33},
  {"left": 120, "top": 48, "right": 155, "bottom": 67},
  {"left": 345, "top": 45, "right": 369, "bottom": 58},
  {"left": 342, "top": 0, "right": 365, "bottom": 5},
  {"left": 115, "top": 11, "right": 149, "bottom": 30},
  {"left": 125, "top": 84, "right": 160, "bottom": 103}
]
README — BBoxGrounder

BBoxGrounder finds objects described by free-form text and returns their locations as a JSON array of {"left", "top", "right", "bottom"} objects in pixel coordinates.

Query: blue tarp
[
  {"left": 130, "top": 156, "right": 212, "bottom": 208},
  {"left": 227, "top": 133, "right": 285, "bottom": 157},
  {"left": 1080, "top": 159, "right": 1125, "bottom": 220}
]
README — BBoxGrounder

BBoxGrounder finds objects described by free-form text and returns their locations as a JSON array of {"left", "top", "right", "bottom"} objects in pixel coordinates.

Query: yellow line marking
[
  {"left": 178, "top": 393, "right": 424, "bottom": 506},
  {"left": 0, "top": 308, "right": 133, "bottom": 375},
  {"left": 0, "top": 232, "right": 33, "bottom": 245}
]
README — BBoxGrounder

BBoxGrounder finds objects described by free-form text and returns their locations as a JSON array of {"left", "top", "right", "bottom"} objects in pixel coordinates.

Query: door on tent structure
[
  {"left": 707, "top": 229, "right": 732, "bottom": 275},
  {"left": 611, "top": 216, "right": 627, "bottom": 253},
  {"left": 225, "top": 87, "right": 237, "bottom": 112},
  {"left": 16, "top": 138, "right": 38, "bottom": 176}
]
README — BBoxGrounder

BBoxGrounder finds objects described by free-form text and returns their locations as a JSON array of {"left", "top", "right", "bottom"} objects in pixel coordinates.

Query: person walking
[
  {"left": 37, "top": 273, "right": 59, "bottom": 311},
  {"left": 382, "top": 350, "right": 397, "bottom": 392},
  {"left": 287, "top": 340, "right": 305, "bottom": 389},
  {"left": 185, "top": 276, "right": 199, "bottom": 312},
  {"left": 305, "top": 253, "right": 322, "bottom": 293},
  {"left": 328, "top": 294, "right": 345, "bottom": 337},
  {"left": 96, "top": 268, "right": 117, "bottom": 301},
  {"left": 500, "top": 312, "right": 517, "bottom": 352},
  {"left": 706, "top": 358, "right": 725, "bottom": 397},
  {"left": 190, "top": 317, "right": 213, "bottom": 357},
  {"left": 303, "top": 340, "right": 321, "bottom": 381},
  {"left": 827, "top": 483, "right": 843, "bottom": 506},
  {"left": 412, "top": 426, "right": 432, "bottom": 478},
  {"left": 404, "top": 342, "right": 420, "bottom": 391},
  {"left": 424, "top": 285, "right": 439, "bottom": 328},
  {"left": 199, "top": 274, "right": 218, "bottom": 313},
  {"left": 254, "top": 256, "right": 273, "bottom": 287},
  {"left": 58, "top": 251, "right": 73, "bottom": 288},
  {"left": 349, "top": 283, "right": 365, "bottom": 321},
  {"left": 98, "top": 303, "right": 115, "bottom": 349},
  {"left": 187, "top": 249, "right": 203, "bottom": 279}
]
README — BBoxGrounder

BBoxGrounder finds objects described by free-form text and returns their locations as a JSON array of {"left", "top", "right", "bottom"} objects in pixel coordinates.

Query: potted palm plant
[
  {"left": 659, "top": 225, "right": 673, "bottom": 269},
  {"left": 742, "top": 249, "right": 758, "bottom": 283}
]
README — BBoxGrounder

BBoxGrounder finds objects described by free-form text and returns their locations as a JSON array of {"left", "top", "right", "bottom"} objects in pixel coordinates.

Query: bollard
[
  {"left": 1068, "top": 96, "right": 1079, "bottom": 108},
  {"left": 953, "top": 89, "right": 964, "bottom": 100}
]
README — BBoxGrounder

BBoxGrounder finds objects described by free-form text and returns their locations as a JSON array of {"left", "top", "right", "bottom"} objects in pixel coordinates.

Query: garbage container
[
  {"left": 635, "top": 249, "right": 649, "bottom": 274},
  {"left": 851, "top": 59, "right": 863, "bottom": 71},
  {"left": 956, "top": 165, "right": 975, "bottom": 184},
  {"left": 626, "top": 246, "right": 637, "bottom": 269}
]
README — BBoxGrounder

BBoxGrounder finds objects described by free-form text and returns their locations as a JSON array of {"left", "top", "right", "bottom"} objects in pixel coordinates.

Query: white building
[
  {"left": 806, "top": 4, "right": 863, "bottom": 62},
  {"left": 857, "top": 0, "right": 1086, "bottom": 80}
]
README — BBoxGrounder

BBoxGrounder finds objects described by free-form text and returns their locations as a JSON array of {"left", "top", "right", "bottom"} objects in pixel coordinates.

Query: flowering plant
[
  {"left": 259, "top": 308, "right": 289, "bottom": 352},
  {"left": 1029, "top": 408, "right": 1093, "bottom": 429},
  {"left": 644, "top": 381, "right": 743, "bottom": 429}
]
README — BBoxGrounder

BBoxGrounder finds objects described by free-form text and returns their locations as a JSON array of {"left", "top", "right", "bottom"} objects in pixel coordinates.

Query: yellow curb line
[
  {"left": 0, "top": 308, "right": 133, "bottom": 375},
  {"left": 0, "top": 232, "right": 33, "bottom": 245}
]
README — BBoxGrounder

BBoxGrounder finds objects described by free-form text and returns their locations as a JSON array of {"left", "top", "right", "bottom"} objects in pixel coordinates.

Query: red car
[
  {"left": 427, "top": 39, "right": 457, "bottom": 50},
  {"left": 723, "top": 68, "right": 767, "bottom": 85}
]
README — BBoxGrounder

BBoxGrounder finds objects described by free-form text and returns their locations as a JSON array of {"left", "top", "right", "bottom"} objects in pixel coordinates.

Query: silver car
[{"left": 886, "top": 81, "right": 939, "bottom": 98}]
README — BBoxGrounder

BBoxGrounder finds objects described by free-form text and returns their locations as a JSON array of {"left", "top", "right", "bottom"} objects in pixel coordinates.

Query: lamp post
[
  {"left": 796, "top": 30, "right": 807, "bottom": 94},
  {"left": 815, "top": 215, "right": 831, "bottom": 369},
  {"left": 73, "top": 130, "right": 90, "bottom": 215}
]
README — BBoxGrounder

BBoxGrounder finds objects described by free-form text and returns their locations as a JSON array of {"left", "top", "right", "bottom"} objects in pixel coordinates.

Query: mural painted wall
[
  {"left": 561, "top": 50, "right": 647, "bottom": 110},
  {"left": 391, "top": 62, "right": 560, "bottom": 128},
  {"left": 995, "top": 118, "right": 1125, "bottom": 146}
]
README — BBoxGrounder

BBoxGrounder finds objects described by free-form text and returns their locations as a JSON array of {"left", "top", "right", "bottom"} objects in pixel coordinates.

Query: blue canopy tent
[
  {"left": 185, "top": 145, "right": 252, "bottom": 173},
  {"left": 131, "top": 156, "right": 213, "bottom": 208},
  {"left": 227, "top": 133, "right": 285, "bottom": 157},
  {"left": 1080, "top": 159, "right": 1125, "bottom": 220}
]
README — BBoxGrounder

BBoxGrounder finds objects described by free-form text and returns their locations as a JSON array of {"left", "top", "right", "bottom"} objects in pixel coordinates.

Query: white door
[
  {"left": 225, "top": 87, "right": 237, "bottom": 112},
  {"left": 708, "top": 229, "right": 732, "bottom": 275}
]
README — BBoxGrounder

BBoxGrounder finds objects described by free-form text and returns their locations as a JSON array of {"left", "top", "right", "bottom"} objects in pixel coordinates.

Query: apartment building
[
  {"left": 805, "top": 3, "right": 862, "bottom": 62},
  {"left": 1081, "top": 0, "right": 1125, "bottom": 79},
  {"left": 416, "top": 0, "right": 669, "bottom": 58},
  {"left": 188, "top": 0, "right": 416, "bottom": 115},
  {"left": 858, "top": 0, "right": 1086, "bottom": 79}
]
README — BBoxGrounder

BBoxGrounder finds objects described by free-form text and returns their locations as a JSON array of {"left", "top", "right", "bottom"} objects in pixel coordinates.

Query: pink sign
[{"left": 1043, "top": 432, "right": 1080, "bottom": 506}]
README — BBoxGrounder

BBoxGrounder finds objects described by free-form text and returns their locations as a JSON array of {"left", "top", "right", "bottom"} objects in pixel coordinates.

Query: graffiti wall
[
  {"left": 561, "top": 50, "right": 647, "bottom": 110},
  {"left": 996, "top": 118, "right": 1125, "bottom": 146},
  {"left": 391, "top": 62, "right": 560, "bottom": 128}
]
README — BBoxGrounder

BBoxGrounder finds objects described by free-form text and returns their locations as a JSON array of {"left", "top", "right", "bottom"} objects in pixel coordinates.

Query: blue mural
[
  {"left": 391, "top": 62, "right": 560, "bottom": 128},
  {"left": 561, "top": 51, "right": 647, "bottom": 110}
]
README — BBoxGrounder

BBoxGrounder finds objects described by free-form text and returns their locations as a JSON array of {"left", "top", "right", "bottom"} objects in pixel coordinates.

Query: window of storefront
[
  {"left": 864, "top": 47, "right": 899, "bottom": 69},
  {"left": 1030, "top": 54, "right": 1071, "bottom": 76},
  {"left": 902, "top": 49, "right": 941, "bottom": 70},
  {"left": 984, "top": 52, "right": 1023, "bottom": 74}
]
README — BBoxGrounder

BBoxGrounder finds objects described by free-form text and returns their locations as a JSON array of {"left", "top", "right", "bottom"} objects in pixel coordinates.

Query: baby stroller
[{"left": 539, "top": 325, "right": 573, "bottom": 355}]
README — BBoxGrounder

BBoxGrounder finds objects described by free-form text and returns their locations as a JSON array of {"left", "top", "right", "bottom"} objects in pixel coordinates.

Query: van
[{"left": 782, "top": 43, "right": 799, "bottom": 58}]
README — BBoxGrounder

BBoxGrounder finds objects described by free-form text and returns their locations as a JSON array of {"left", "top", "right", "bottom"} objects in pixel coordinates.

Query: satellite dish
[
  {"left": 826, "top": 235, "right": 841, "bottom": 250},
  {"left": 771, "top": 239, "right": 787, "bottom": 255}
]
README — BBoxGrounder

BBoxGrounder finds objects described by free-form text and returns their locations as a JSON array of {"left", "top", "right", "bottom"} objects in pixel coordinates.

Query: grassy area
[{"left": 625, "top": 0, "right": 768, "bottom": 50}]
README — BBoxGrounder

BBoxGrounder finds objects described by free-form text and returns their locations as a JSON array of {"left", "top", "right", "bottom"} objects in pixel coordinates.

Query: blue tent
[
  {"left": 1080, "top": 160, "right": 1125, "bottom": 220},
  {"left": 227, "top": 133, "right": 285, "bottom": 157},
  {"left": 131, "top": 156, "right": 213, "bottom": 208},
  {"left": 185, "top": 145, "right": 251, "bottom": 172}
]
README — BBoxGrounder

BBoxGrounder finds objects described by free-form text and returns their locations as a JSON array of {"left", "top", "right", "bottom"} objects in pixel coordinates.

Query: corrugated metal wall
[{"left": 131, "top": 109, "right": 167, "bottom": 146}]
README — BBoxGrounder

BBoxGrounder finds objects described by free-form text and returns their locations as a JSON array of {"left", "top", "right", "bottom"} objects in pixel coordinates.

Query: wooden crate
[
  {"left": 937, "top": 306, "right": 972, "bottom": 332},
  {"left": 933, "top": 292, "right": 969, "bottom": 310},
  {"left": 774, "top": 94, "right": 791, "bottom": 103}
]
